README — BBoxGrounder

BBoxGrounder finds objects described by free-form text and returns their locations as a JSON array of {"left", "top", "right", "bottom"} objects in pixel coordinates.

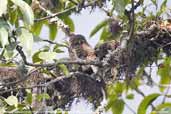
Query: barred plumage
[{"left": 68, "top": 34, "right": 97, "bottom": 74}]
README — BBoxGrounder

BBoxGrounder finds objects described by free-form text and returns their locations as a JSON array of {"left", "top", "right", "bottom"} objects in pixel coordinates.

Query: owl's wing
[
  {"left": 81, "top": 43, "right": 96, "bottom": 61},
  {"left": 81, "top": 43, "right": 98, "bottom": 73},
  {"left": 68, "top": 47, "right": 78, "bottom": 60}
]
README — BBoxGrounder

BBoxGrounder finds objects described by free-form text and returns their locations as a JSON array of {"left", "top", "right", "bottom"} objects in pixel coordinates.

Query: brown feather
[{"left": 68, "top": 34, "right": 98, "bottom": 73}]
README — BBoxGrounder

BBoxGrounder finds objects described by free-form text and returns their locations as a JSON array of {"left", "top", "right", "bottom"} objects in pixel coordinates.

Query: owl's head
[{"left": 69, "top": 34, "right": 89, "bottom": 47}]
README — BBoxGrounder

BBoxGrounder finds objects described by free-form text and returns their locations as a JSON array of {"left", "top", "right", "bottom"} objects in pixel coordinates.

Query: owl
[{"left": 68, "top": 33, "right": 97, "bottom": 74}]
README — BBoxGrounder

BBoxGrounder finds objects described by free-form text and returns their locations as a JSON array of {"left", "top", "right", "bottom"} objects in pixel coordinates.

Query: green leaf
[
  {"left": 153, "top": 107, "right": 171, "bottom": 114},
  {"left": 32, "top": 51, "right": 43, "bottom": 63},
  {"left": 31, "top": 21, "right": 43, "bottom": 36},
  {"left": 36, "top": 93, "right": 50, "bottom": 102},
  {"left": 156, "top": 0, "right": 167, "bottom": 16},
  {"left": 158, "top": 57, "right": 171, "bottom": 92},
  {"left": 10, "top": 0, "right": 34, "bottom": 25},
  {"left": 107, "top": 99, "right": 124, "bottom": 114},
  {"left": 59, "top": 64, "right": 69, "bottom": 75},
  {"left": 53, "top": 45, "right": 64, "bottom": 53},
  {"left": 155, "top": 103, "right": 171, "bottom": 112},
  {"left": 112, "top": 0, "right": 128, "bottom": 14},
  {"left": 9, "top": 8, "right": 18, "bottom": 25},
  {"left": 56, "top": 109, "right": 63, "bottom": 114},
  {"left": 151, "top": 0, "right": 157, "bottom": 7},
  {"left": 137, "top": 93, "right": 160, "bottom": 114},
  {"left": 129, "top": 76, "right": 141, "bottom": 89},
  {"left": 0, "top": 62, "right": 15, "bottom": 67},
  {"left": 106, "top": 83, "right": 125, "bottom": 113},
  {"left": 5, "top": 96, "right": 18, "bottom": 107},
  {"left": 0, "top": 107, "right": 5, "bottom": 114},
  {"left": 41, "top": 45, "right": 50, "bottom": 52},
  {"left": 62, "top": 16, "right": 75, "bottom": 32},
  {"left": 107, "top": 82, "right": 125, "bottom": 97},
  {"left": 38, "top": 52, "right": 57, "bottom": 61},
  {"left": 114, "top": 82, "right": 125, "bottom": 94},
  {"left": 126, "top": 93, "right": 134, "bottom": 100},
  {"left": 0, "top": 27, "right": 8, "bottom": 48},
  {"left": 17, "top": 104, "right": 27, "bottom": 110},
  {"left": 0, "top": 0, "right": 8, "bottom": 16},
  {"left": 33, "top": 35, "right": 43, "bottom": 42},
  {"left": 0, "top": 19, "right": 10, "bottom": 30},
  {"left": 136, "top": 65, "right": 145, "bottom": 78},
  {"left": 3, "top": 42, "right": 18, "bottom": 59},
  {"left": 100, "top": 27, "right": 111, "bottom": 42},
  {"left": 89, "top": 19, "right": 109, "bottom": 37},
  {"left": 26, "top": 93, "right": 32, "bottom": 105},
  {"left": 17, "top": 28, "right": 33, "bottom": 55},
  {"left": 64, "top": 111, "right": 69, "bottom": 114},
  {"left": 24, "top": 0, "right": 32, "bottom": 4},
  {"left": 4, "top": 50, "right": 14, "bottom": 59},
  {"left": 49, "top": 24, "right": 58, "bottom": 41},
  {"left": 107, "top": 84, "right": 117, "bottom": 98},
  {"left": 160, "top": 108, "right": 171, "bottom": 114},
  {"left": 151, "top": 0, "right": 156, "bottom": 4}
]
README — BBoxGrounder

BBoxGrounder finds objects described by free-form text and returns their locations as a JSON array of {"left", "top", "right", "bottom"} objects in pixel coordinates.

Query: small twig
[
  {"left": 135, "top": 88, "right": 155, "bottom": 110},
  {"left": 34, "top": 6, "right": 76, "bottom": 22},
  {"left": 100, "top": 7, "right": 111, "bottom": 17},
  {"left": 162, "top": 42, "right": 171, "bottom": 48},
  {"left": 125, "top": 0, "right": 142, "bottom": 17},
  {"left": 37, "top": 1, "right": 71, "bottom": 35},
  {"left": 162, "top": 88, "right": 170, "bottom": 103},
  {"left": 124, "top": 101, "right": 136, "bottom": 114},
  {"left": 162, "top": 81, "right": 171, "bottom": 103},
  {"left": 45, "top": 76, "right": 67, "bottom": 86},
  {"left": 42, "top": 39, "right": 69, "bottom": 48},
  {"left": 128, "top": 0, "right": 135, "bottom": 40},
  {"left": 134, "top": 88, "right": 145, "bottom": 97},
  {"left": 140, "top": 80, "right": 171, "bottom": 88},
  {"left": 16, "top": 45, "right": 102, "bottom": 68},
  {"left": 28, "top": 106, "right": 34, "bottom": 114},
  {"left": 156, "top": 84, "right": 171, "bottom": 88},
  {"left": 34, "top": 0, "right": 99, "bottom": 22},
  {"left": 130, "top": 0, "right": 142, "bottom": 12}
]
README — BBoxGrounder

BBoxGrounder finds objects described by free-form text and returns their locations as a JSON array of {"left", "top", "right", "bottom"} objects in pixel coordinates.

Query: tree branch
[
  {"left": 34, "top": 6, "right": 76, "bottom": 22},
  {"left": 124, "top": 101, "right": 136, "bottom": 114},
  {"left": 34, "top": 0, "right": 99, "bottom": 22},
  {"left": 128, "top": 0, "right": 135, "bottom": 40},
  {"left": 42, "top": 39, "right": 69, "bottom": 48},
  {"left": 15, "top": 45, "right": 102, "bottom": 68}
]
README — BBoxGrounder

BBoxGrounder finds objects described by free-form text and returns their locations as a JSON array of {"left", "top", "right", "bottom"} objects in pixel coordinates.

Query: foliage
[
  {"left": 0, "top": 0, "right": 171, "bottom": 114},
  {"left": 137, "top": 93, "right": 160, "bottom": 114}
]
